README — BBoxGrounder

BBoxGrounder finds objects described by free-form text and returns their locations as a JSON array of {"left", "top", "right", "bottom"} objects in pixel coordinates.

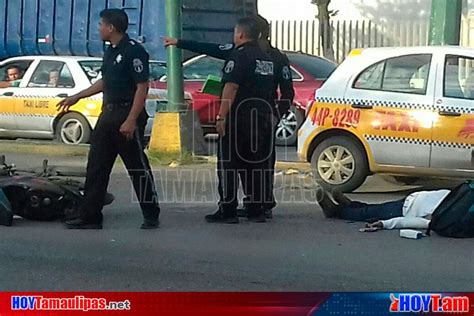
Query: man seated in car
[{"left": 0, "top": 65, "right": 23, "bottom": 88}]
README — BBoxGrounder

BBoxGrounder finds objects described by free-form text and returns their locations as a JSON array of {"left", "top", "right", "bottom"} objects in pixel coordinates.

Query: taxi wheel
[
  {"left": 311, "top": 136, "right": 368, "bottom": 193},
  {"left": 55, "top": 113, "right": 91, "bottom": 145},
  {"left": 275, "top": 108, "right": 304, "bottom": 147}
]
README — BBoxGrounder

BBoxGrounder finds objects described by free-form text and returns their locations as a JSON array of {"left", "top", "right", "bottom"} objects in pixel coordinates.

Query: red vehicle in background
[{"left": 151, "top": 52, "right": 337, "bottom": 146}]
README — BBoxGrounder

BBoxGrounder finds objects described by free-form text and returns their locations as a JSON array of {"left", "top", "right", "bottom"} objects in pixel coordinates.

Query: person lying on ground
[{"left": 318, "top": 188, "right": 451, "bottom": 230}]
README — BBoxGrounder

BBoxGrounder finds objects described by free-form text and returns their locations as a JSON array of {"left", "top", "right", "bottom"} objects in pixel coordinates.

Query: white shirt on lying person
[{"left": 381, "top": 190, "right": 451, "bottom": 230}]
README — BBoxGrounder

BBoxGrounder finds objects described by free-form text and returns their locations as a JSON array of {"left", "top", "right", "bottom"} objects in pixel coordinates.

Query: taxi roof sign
[{"left": 348, "top": 49, "right": 364, "bottom": 57}]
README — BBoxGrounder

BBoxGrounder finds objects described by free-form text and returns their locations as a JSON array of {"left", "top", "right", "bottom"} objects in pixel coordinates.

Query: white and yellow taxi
[
  {"left": 0, "top": 56, "right": 176, "bottom": 144},
  {"left": 298, "top": 46, "right": 474, "bottom": 192}
]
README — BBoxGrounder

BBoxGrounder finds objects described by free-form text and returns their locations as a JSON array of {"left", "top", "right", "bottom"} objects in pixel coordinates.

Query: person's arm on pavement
[
  {"left": 164, "top": 37, "right": 234, "bottom": 60},
  {"left": 56, "top": 79, "right": 104, "bottom": 112},
  {"left": 381, "top": 217, "right": 431, "bottom": 230}
]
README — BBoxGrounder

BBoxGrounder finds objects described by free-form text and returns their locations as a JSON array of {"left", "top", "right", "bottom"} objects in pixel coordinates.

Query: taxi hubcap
[
  {"left": 61, "top": 119, "right": 84, "bottom": 144},
  {"left": 276, "top": 111, "right": 298, "bottom": 140},
  {"left": 318, "top": 146, "right": 355, "bottom": 185}
]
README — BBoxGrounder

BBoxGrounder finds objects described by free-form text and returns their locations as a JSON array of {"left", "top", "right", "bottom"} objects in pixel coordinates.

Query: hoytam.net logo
[
  {"left": 390, "top": 294, "right": 470, "bottom": 313},
  {"left": 11, "top": 295, "right": 131, "bottom": 312}
]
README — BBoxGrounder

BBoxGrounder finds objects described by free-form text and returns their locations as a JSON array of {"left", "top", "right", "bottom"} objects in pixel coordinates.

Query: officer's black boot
[
  {"left": 205, "top": 209, "right": 239, "bottom": 224},
  {"left": 141, "top": 219, "right": 159, "bottom": 230},
  {"left": 66, "top": 218, "right": 103, "bottom": 230},
  {"left": 66, "top": 212, "right": 103, "bottom": 230},
  {"left": 247, "top": 207, "right": 266, "bottom": 223}
]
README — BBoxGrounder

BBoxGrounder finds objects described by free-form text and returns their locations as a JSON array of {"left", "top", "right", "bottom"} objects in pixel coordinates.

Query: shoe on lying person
[
  {"left": 332, "top": 189, "right": 352, "bottom": 208},
  {"left": 205, "top": 210, "right": 239, "bottom": 224},
  {"left": 318, "top": 190, "right": 342, "bottom": 219}
]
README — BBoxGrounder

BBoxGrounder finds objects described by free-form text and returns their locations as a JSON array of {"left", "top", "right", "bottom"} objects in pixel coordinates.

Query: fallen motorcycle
[{"left": 0, "top": 155, "right": 114, "bottom": 226}]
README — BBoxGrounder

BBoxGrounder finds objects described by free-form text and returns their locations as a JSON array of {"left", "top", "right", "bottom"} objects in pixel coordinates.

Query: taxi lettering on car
[
  {"left": 0, "top": 56, "right": 171, "bottom": 144},
  {"left": 298, "top": 46, "right": 474, "bottom": 192}
]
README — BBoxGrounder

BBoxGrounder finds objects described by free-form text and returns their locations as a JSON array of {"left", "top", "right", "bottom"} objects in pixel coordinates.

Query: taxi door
[
  {"left": 343, "top": 53, "right": 436, "bottom": 167},
  {"left": 0, "top": 59, "right": 34, "bottom": 133},
  {"left": 0, "top": 86, "right": 18, "bottom": 132},
  {"left": 431, "top": 53, "right": 474, "bottom": 173},
  {"left": 15, "top": 60, "right": 77, "bottom": 133}
]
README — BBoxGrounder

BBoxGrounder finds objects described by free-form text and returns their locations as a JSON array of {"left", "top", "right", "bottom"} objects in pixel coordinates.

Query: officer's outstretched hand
[
  {"left": 163, "top": 37, "right": 178, "bottom": 47},
  {"left": 56, "top": 95, "right": 81, "bottom": 113}
]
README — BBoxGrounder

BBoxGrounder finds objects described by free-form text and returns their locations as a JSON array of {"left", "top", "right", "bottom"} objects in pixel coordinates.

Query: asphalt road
[{"left": 0, "top": 152, "right": 472, "bottom": 292}]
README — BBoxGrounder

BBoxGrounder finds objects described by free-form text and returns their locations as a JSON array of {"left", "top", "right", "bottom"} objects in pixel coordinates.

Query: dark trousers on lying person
[{"left": 339, "top": 199, "right": 405, "bottom": 222}]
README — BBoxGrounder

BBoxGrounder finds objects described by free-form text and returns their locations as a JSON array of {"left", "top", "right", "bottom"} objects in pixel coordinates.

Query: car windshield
[
  {"left": 79, "top": 60, "right": 167, "bottom": 84},
  {"left": 288, "top": 54, "right": 337, "bottom": 80},
  {"left": 79, "top": 61, "right": 103, "bottom": 84},
  {"left": 150, "top": 61, "right": 167, "bottom": 81}
]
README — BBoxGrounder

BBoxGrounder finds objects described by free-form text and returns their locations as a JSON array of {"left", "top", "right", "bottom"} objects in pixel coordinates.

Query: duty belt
[{"left": 104, "top": 102, "right": 132, "bottom": 111}]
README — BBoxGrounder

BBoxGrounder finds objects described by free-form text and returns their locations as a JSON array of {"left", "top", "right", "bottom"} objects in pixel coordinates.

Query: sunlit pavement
[{"left": 0, "top": 151, "right": 471, "bottom": 292}]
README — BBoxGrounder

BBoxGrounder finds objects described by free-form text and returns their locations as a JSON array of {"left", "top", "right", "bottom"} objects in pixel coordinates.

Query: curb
[
  {"left": 0, "top": 142, "right": 312, "bottom": 172},
  {"left": 0, "top": 141, "right": 89, "bottom": 157},
  {"left": 198, "top": 155, "right": 311, "bottom": 172}
]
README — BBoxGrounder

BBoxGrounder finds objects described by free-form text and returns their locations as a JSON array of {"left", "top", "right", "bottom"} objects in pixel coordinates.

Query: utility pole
[
  {"left": 148, "top": 0, "right": 206, "bottom": 157},
  {"left": 429, "top": 0, "right": 463, "bottom": 45},
  {"left": 165, "top": 0, "right": 184, "bottom": 111}
]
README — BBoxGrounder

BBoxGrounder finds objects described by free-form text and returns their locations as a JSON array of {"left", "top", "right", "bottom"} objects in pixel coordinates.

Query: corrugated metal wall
[{"left": 0, "top": 0, "right": 257, "bottom": 60}]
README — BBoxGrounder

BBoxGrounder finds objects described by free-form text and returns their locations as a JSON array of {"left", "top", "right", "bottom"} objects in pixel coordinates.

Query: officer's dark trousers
[
  {"left": 338, "top": 199, "right": 405, "bottom": 222},
  {"left": 217, "top": 119, "right": 271, "bottom": 217},
  {"left": 241, "top": 117, "right": 277, "bottom": 211},
  {"left": 81, "top": 106, "right": 160, "bottom": 223}
]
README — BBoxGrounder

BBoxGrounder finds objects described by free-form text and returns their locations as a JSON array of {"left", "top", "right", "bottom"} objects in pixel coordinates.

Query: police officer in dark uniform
[
  {"left": 203, "top": 17, "right": 275, "bottom": 223},
  {"left": 57, "top": 9, "right": 160, "bottom": 229},
  {"left": 164, "top": 15, "right": 295, "bottom": 219}
]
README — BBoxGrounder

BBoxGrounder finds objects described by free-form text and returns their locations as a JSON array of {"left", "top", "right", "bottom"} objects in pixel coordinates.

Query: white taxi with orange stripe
[
  {"left": 298, "top": 46, "right": 474, "bottom": 192},
  {"left": 0, "top": 56, "right": 175, "bottom": 144}
]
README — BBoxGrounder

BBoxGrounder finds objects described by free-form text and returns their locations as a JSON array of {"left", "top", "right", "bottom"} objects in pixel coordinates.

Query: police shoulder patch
[
  {"left": 219, "top": 43, "right": 234, "bottom": 51},
  {"left": 224, "top": 60, "right": 235, "bottom": 74},
  {"left": 133, "top": 58, "right": 144, "bottom": 73},
  {"left": 282, "top": 66, "right": 291, "bottom": 80}
]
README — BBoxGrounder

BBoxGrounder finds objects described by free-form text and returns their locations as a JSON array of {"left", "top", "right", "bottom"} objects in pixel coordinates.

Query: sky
[
  {"left": 258, "top": 0, "right": 317, "bottom": 20},
  {"left": 259, "top": 0, "right": 474, "bottom": 21}
]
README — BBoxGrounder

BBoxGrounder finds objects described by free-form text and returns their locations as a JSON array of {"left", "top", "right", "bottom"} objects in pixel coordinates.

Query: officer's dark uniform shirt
[
  {"left": 178, "top": 39, "right": 294, "bottom": 118},
  {"left": 101, "top": 34, "right": 150, "bottom": 105},
  {"left": 222, "top": 41, "right": 275, "bottom": 119},
  {"left": 221, "top": 41, "right": 275, "bottom": 161}
]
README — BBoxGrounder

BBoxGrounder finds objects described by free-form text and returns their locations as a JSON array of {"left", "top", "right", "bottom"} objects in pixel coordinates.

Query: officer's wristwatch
[{"left": 216, "top": 115, "right": 226, "bottom": 122}]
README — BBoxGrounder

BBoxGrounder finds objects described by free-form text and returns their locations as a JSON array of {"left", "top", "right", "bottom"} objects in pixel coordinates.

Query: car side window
[
  {"left": 291, "top": 67, "right": 303, "bottom": 81},
  {"left": 353, "top": 61, "right": 384, "bottom": 90},
  {"left": 27, "top": 61, "right": 75, "bottom": 88},
  {"left": 444, "top": 55, "right": 474, "bottom": 100},
  {"left": 0, "top": 60, "right": 34, "bottom": 83},
  {"left": 354, "top": 54, "right": 432, "bottom": 95},
  {"left": 183, "top": 56, "right": 225, "bottom": 80}
]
